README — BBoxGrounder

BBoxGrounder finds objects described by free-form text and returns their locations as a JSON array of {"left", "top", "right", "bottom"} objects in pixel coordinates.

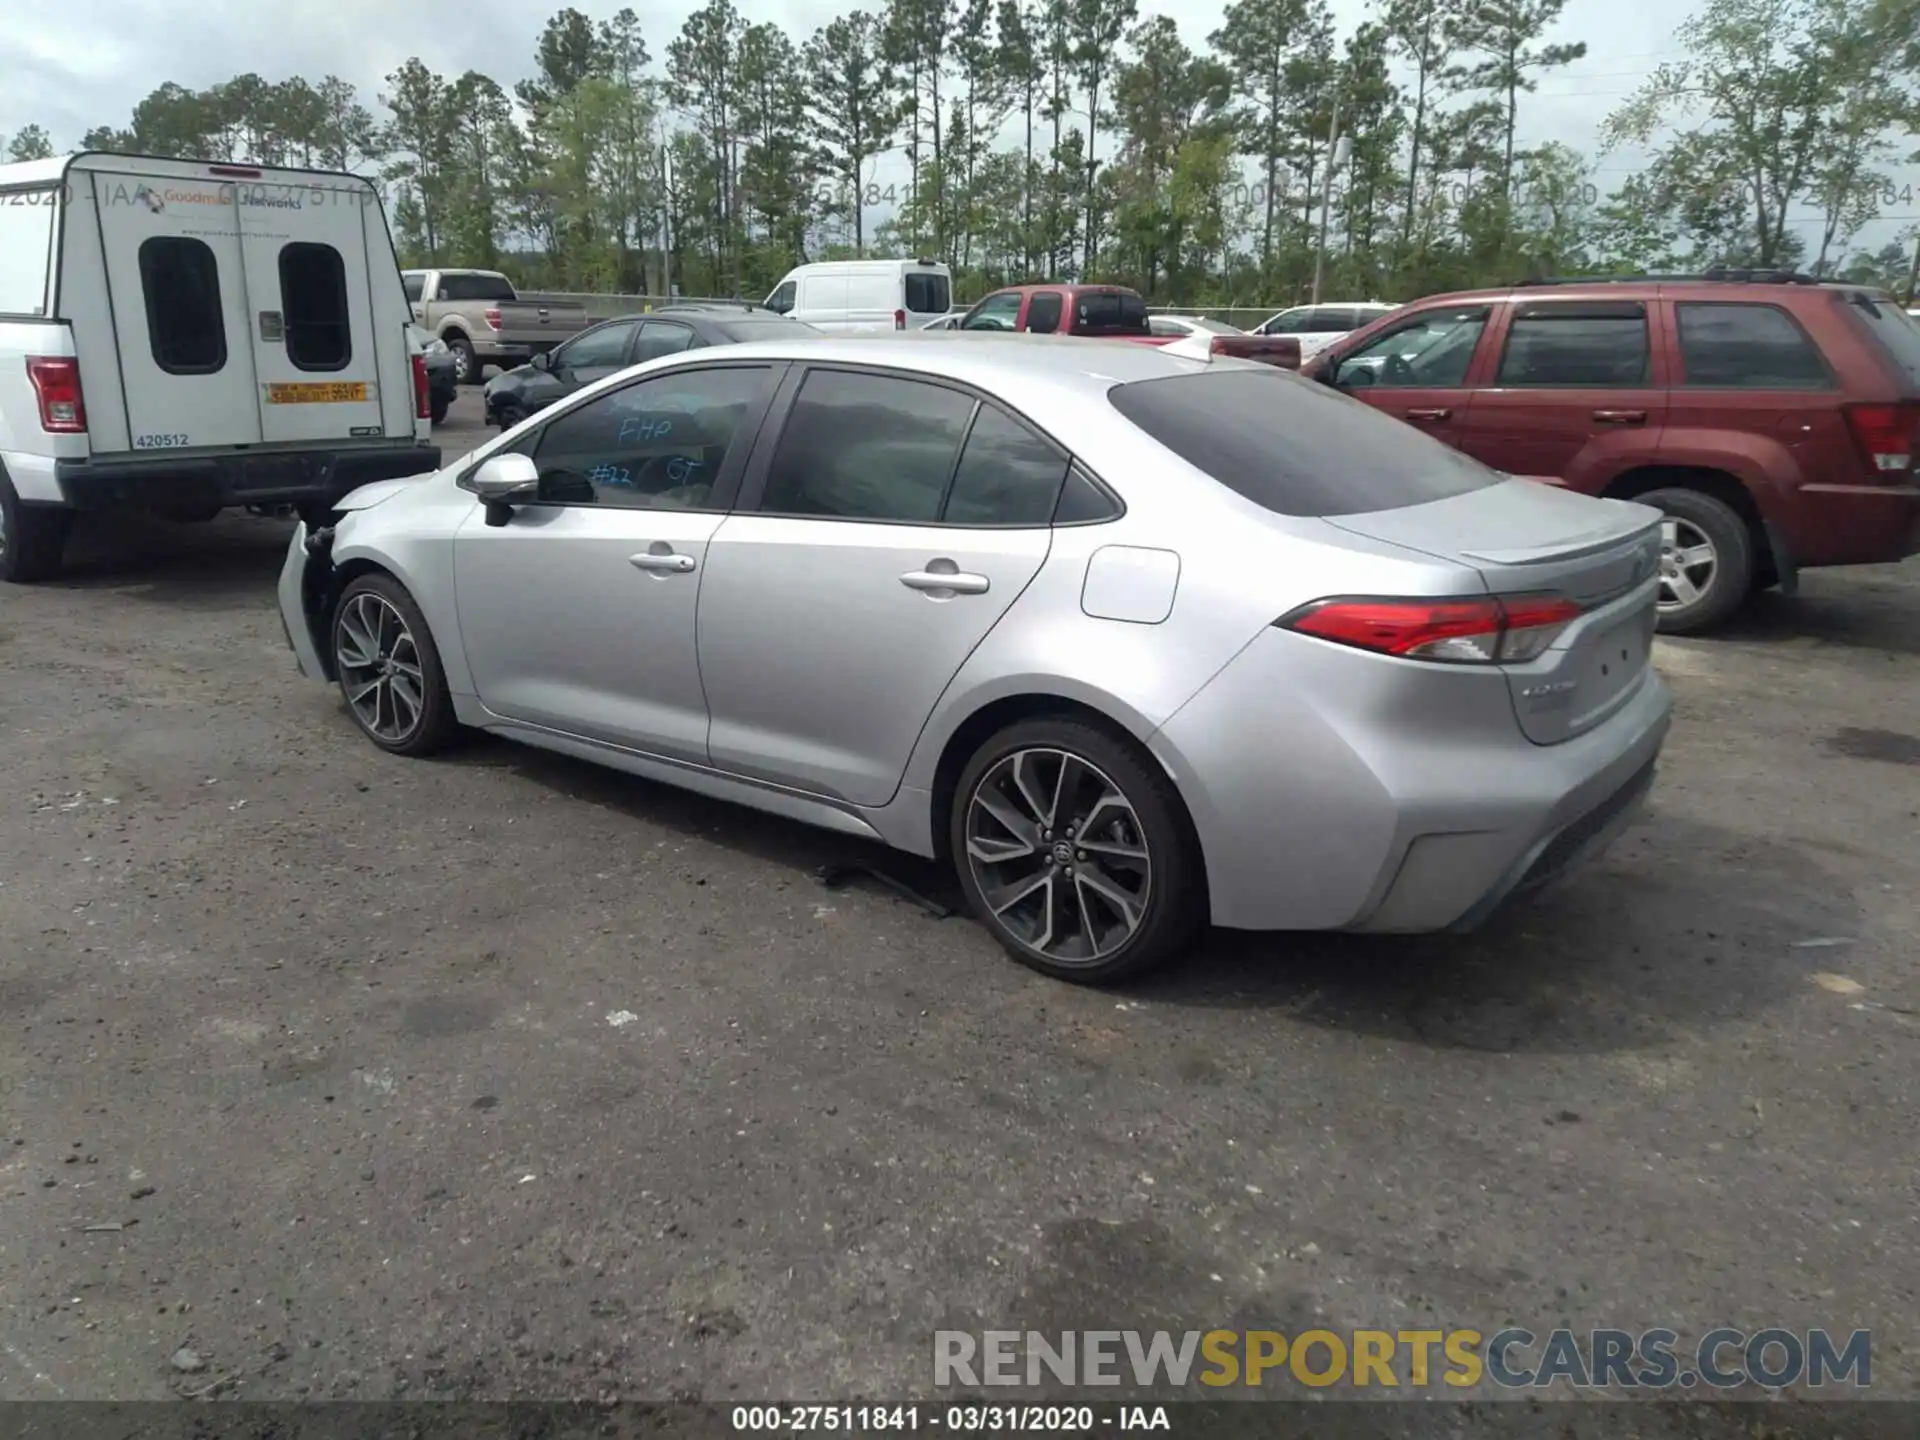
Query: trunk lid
[{"left": 1326, "top": 479, "right": 1664, "bottom": 745}]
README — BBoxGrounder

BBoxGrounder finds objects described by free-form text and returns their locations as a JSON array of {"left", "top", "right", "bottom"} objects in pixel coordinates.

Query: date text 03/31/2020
[{"left": 731, "top": 1405, "right": 1170, "bottom": 1431}]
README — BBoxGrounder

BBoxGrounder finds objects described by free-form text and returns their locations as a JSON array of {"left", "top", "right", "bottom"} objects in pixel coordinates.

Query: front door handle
[
  {"left": 1405, "top": 407, "right": 1452, "bottom": 421},
  {"left": 629, "top": 551, "right": 696, "bottom": 574},
  {"left": 1592, "top": 409, "right": 1647, "bottom": 425},
  {"left": 900, "top": 568, "right": 990, "bottom": 595}
]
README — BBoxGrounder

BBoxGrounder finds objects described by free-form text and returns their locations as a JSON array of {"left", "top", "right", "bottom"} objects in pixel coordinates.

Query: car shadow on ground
[
  {"left": 1710, "top": 567, "right": 1920, "bottom": 656},
  {"left": 49, "top": 510, "right": 293, "bottom": 605},
  {"left": 454, "top": 734, "right": 1848, "bottom": 1059}
]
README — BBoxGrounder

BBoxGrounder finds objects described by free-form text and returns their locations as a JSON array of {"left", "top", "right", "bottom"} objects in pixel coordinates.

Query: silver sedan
[{"left": 278, "top": 333, "right": 1672, "bottom": 983}]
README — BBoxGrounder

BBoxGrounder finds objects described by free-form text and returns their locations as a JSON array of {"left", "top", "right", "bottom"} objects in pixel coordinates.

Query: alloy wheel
[
  {"left": 335, "top": 591, "right": 427, "bottom": 743},
  {"left": 963, "top": 747, "right": 1152, "bottom": 965},
  {"left": 1658, "top": 517, "right": 1717, "bottom": 613}
]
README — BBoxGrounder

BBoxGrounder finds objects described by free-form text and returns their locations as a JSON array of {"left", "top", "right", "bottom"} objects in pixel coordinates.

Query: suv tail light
[
  {"left": 411, "top": 354, "right": 431, "bottom": 420},
  {"left": 483, "top": 307, "right": 502, "bottom": 331},
  {"left": 1279, "top": 595, "right": 1583, "bottom": 665},
  {"left": 27, "top": 357, "right": 86, "bottom": 433},
  {"left": 1843, "top": 403, "right": 1914, "bottom": 475},
  {"left": 894, "top": 309, "right": 906, "bottom": 330}
]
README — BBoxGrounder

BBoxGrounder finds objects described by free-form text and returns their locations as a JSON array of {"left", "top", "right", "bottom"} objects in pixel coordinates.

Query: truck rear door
[
  {"left": 240, "top": 186, "right": 385, "bottom": 444},
  {"left": 91, "top": 168, "right": 264, "bottom": 451}
]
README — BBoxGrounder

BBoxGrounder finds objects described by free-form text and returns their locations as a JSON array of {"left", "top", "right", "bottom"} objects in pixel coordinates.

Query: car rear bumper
[
  {"left": 52, "top": 445, "right": 443, "bottom": 512},
  {"left": 1787, "top": 482, "right": 1920, "bottom": 566},
  {"left": 1148, "top": 628, "right": 1673, "bottom": 934}
]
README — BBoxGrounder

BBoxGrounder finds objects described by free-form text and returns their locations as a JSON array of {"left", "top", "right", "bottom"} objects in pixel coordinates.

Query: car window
[
  {"left": 1674, "top": 303, "right": 1831, "bottom": 388},
  {"left": 766, "top": 280, "right": 797, "bottom": 314},
  {"left": 942, "top": 406, "right": 1073, "bottom": 526},
  {"left": 1849, "top": 295, "right": 1920, "bottom": 386},
  {"left": 963, "top": 292, "right": 1023, "bottom": 331},
  {"left": 1111, "top": 369, "right": 1503, "bottom": 518},
  {"left": 1026, "top": 292, "right": 1063, "bottom": 334},
  {"left": 278, "top": 242, "right": 352, "bottom": 371},
  {"left": 1148, "top": 316, "right": 1188, "bottom": 337},
  {"left": 1265, "top": 309, "right": 1313, "bottom": 334},
  {"left": 557, "top": 320, "right": 639, "bottom": 370},
  {"left": 904, "top": 272, "right": 951, "bottom": 314},
  {"left": 633, "top": 321, "right": 698, "bottom": 363},
  {"left": 529, "top": 366, "right": 771, "bottom": 510},
  {"left": 1304, "top": 308, "right": 1356, "bottom": 333},
  {"left": 138, "top": 237, "right": 226, "bottom": 375},
  {"left": 1496, "top": 304, "right": 1650, "bottom": 387},
  {"left": 760, "top": 369, "right": 975, "bottom": 522},
  {"left": 1336, "top": 306, "right": 1490, "bottom": 389},
  {"left": 442, "top": 273, "right": 516, "bottom": 302},
  {"left": 1075, "top": 291, "right": 1148, "bottom": 334},
  {"left": 402, "top": 274, "right": 424, "bottom": 304}
]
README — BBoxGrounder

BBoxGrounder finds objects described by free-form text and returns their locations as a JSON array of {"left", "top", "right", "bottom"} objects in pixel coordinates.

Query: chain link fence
[{"left": 520, "top": 290, "right": 1295, "bottom": 331}]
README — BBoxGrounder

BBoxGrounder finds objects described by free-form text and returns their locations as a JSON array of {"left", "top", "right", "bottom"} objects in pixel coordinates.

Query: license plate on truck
[{"left": 268, "top": 382, "right": 368, "bottom": 404}]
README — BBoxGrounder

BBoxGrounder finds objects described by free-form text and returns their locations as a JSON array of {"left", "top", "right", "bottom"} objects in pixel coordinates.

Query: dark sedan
[{"left": 482, "top": 306, "right": 819, "bottom": 427}]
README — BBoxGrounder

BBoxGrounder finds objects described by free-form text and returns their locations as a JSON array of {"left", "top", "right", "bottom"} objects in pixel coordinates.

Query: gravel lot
[{"left": 1, "top": 389, "right": 1916, "bottom": 1416}]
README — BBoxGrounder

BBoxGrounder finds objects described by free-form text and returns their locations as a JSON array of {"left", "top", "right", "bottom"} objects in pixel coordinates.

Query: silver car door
[
  {"left": 453, "top": 362, "right": 782, "bottom": 763},
  {"left": 697, "top": 366, "right": 1070, "bottom": 808}
]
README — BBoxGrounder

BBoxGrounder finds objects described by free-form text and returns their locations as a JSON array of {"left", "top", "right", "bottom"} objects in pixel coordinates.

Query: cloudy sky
[{"left": 3, "top": 0, "right": 1915, "bottom": 253}]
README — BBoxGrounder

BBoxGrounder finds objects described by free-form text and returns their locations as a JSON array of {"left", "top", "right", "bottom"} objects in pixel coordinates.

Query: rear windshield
[
  {"left": 717, "top": 315, "right": 820, "bottom": 338},
  {"left": 1076, "top": 291, "right": 1148, "bottom": 334},
  {"left": 442, "top": 273, "right": 517, "bottom": 302},
  {"left": 1848, "top": 294, "right": 1920, "bottom": 386},
  {"left": 1108, "top": 369, "right": 1504, "bottom": 518},
  {"left": 905, "top": 272, "right": 951, "bottom": 314}
]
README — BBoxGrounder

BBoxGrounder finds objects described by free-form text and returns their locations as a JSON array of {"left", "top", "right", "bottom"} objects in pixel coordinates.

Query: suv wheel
[
  {"left": 330, "top": 574, "right": 460, "bottom": 757},
  {"left": 1643, "top": 488, "right": 1753, "bottom": 635},
  {"left": 448, "top": 337, "right": 479, "bottom": 385},
  {"left": 950, "top": 718, "right": 1202, "bottom": 984},
  {"left": 0, "top": 476, "right": 72, "bottom": 584}
]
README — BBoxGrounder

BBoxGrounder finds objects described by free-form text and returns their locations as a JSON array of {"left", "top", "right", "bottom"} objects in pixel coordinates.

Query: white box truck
[{"left": 0, "top": 151, "right": 440, "bottom": 582}]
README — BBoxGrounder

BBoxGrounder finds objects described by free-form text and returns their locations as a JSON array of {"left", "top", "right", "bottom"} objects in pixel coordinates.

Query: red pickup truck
[{"left": 953, "top": 283, "right": 1300, "bottom": 365}]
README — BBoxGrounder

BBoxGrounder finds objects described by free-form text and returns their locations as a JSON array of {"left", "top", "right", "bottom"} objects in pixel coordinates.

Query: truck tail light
[
  {"left": 27, "top": 357, "right": 86, "bottom": 433},
  {"left": 412, "top": 354, "right": 431, "bottom": 420},
  {"left": 1843, "top": 403, "right": 1914, "bottom": 475},
  {"left": 483, "top": 308, "right": 502, "bottom": 331},
  {"left": 894, "top": 309, "right": 906, "bottom": 330},
  {"left": 1278, "top": 594, "right": 1583, "bottom": 665}
]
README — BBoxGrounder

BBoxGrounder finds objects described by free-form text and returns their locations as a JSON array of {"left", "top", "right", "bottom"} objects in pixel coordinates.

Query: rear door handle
[
  {"left": 629, "top": 552, "right": 696, "bottom": 574},
  {"left": 1405, "top": 408, "right": 1452, "bottom": 421},
  {"left": 900, "top": 568, "right": 990, "bottom": 595},
  {"left": 1592, "top": 409, "right": 1647, "bottom": 424}
]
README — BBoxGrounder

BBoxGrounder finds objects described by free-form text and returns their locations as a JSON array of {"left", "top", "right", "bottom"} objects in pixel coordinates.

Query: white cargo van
[
  {"left": 763, "top": 259, "right": 952, "bottom": 333},
  {"left": 0, "top": 152, "right": 438, "bottom": 582}
]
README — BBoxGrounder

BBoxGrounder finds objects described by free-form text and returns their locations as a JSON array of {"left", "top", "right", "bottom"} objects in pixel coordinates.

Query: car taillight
[
  {"left": 483, "top": 307, "right": 502, "bottom": 330},
  {"left": 1278, "top": 594, "right": 1583, "bottom": 664},
  {"left": 26, "top": 357, "right": 85, "bottom": 433},
  {"left": 895, "top": 309, "right": 906, "bottom": 330},
  {"left": 1843, "top": 403, "right": 1914, "bottom": 475},
  {"left": 412, "top": 354, "right": 430, "bottom": 420}
]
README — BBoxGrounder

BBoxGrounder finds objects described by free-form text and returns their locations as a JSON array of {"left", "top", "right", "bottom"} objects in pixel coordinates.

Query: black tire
[
  {"left": 429, "top": 393, "right": 450, "bottom": 426},
  {"left": 491, "top": 398, "right": 527, "bottom": 431},
  {"left": 447, "top": 336, "right": 479, "bottom": 385},
  {"left": 330, "top": 573, "right": 461, "bottom": 757},
  {"left": 949, "top": 717, "right": 1203, "bottom": 984},
  {"left": 0, "top": 474, "right": 71, "bottom": 584},
  {"left": 1643, "top": 487, "right": 1754, "bottom": 636}
]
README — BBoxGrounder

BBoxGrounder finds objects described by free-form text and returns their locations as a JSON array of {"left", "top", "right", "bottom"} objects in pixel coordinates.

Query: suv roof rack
[{"left": 1516, "top": 268, "right": 1824, "bottom": 288}]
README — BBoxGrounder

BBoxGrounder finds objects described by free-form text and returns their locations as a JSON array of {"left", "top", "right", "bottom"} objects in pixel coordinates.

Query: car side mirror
[
  {"left": 462, "top": 452, "right": 540, "bottom": 526},
  {"left": 530, "top": 350, "right": 552, "bottom": 372}
]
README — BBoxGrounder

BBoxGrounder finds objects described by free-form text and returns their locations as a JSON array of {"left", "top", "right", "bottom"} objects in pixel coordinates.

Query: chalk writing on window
[
  {"left": 665, "top": 455, "right": 703, "bottom": 484},
  {"left": 588, "top": 463, "right": 635, "bottom": 489},
  {"left": 618, "top": 415, "right": 674, "bottom": 443}
]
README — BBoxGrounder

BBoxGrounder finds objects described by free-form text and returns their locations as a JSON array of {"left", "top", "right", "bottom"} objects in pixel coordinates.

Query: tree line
[{"left": 4, "top": 0, "right": 1917, "bottom": 305}]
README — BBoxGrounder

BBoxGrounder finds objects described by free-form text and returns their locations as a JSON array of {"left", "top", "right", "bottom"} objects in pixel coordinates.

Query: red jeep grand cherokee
[{"left": 1302, "top": 272, "right": 1920, "bottom": 633}]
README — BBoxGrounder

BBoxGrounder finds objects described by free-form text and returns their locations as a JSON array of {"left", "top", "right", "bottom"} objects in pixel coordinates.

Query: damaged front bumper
[{"left": 277, "top": 520, "right": 336, "bottom": 683}]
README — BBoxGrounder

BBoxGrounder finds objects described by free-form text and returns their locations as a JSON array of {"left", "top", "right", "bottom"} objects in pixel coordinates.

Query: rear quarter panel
[{"left": 0, "top": 318, "right": 86, "bottom": 500}]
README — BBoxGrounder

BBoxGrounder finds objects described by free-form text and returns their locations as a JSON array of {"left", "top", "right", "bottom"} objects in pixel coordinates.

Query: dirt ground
[{"left": 1, "top": 391, "right": 1915, "bottom": 1422}]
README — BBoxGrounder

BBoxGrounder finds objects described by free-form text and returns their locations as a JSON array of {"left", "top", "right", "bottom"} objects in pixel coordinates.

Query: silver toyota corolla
[{"left": 278, "top": 333, "right": 1672, "bottom": 983}]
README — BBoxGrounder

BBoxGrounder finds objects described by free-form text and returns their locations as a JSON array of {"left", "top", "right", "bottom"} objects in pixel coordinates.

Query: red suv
[{"left": 1301, "top": 273, "right": 1920, "bottom": 632}]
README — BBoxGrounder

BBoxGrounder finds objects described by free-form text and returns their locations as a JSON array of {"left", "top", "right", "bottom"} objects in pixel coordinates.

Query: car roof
[
  {"left": 661, "top": 331, "right": 1212, "bottom": 393},
  {"left": 1406, "top": 278, "right": 1896, "bottom": 307}
]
